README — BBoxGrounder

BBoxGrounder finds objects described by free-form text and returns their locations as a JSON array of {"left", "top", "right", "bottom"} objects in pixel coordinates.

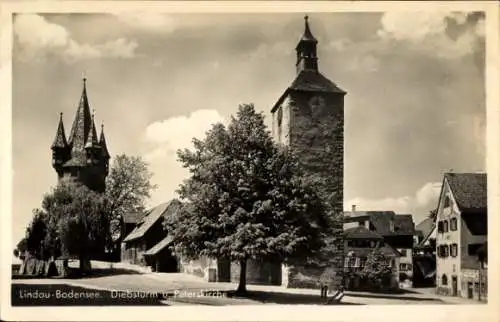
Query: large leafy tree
[
  {"left": 105, "top": 154, "right": 157, "bottom": 245},
  {"left": 164, "top": 104, "right": 330, "bottom": 293},
  {"left": 23, "top": 177, "right": 109, "bottom": 272}
]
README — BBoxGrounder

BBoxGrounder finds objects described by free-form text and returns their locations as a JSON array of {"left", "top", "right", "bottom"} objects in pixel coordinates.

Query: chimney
[
  {"left": 389, "top": 219, "right": 395, "bottom": 232},
  {"left": 352, "top": 205, "right": 356, "bottom": 212}
]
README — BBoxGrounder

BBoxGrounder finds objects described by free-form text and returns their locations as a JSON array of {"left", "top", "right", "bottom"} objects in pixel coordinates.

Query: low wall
[
  {"left": 230, "top": 259, "right": 282, "bottom": 285},
  {"left": 284, "top": 265, "right": 324, "bottom": 289},
  {"left": 16, "top": 257, "right": 69, "bottom": 278},
  {"left": 179, "top": 256, "right": 218, "bottom": 281}
]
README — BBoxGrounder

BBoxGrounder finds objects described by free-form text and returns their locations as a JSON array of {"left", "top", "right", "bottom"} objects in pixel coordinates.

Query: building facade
[
  {"left": 51, "top": 77, "right": 110, "bottom": 193},
  {"left": 343, "top": 226, "right": 400, "bottom": 290},
  {"left": 122, "top": 200, "right": 181, "bottom": 272},
  {"left": 435, "top": 172, "right": 487, "bottom": 301},
  {"left": 343, "top": 209, "right": 415, "bottom": 284}
]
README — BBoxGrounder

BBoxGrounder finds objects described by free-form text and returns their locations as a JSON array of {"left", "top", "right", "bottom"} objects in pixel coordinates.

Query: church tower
[
  {"left": 51, "top": 77, "right": 110, "bottom": 193},
  {"left": 271, "top": 16, "right": 346, "bottom": 285}
]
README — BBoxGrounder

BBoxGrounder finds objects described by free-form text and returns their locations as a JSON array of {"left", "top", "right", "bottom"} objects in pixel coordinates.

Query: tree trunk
[
  {"left": 79, "top": 254, "right": 92, "bottom": 276},
  {"left": 236, "top": 259, "right": 247, "bottom": 293}
]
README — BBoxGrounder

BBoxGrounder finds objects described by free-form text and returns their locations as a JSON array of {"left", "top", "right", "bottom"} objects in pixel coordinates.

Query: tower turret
[
  {"left": 99, "top": 123, "right": 110, "bottom": 176},
  {"left": 295, "top": 15, "right": 319, "bottom": 74},
  {"left": 51, "top": 112, "right": 70, "bottom": 177},
  {"left": 51, "top": 76, "right": 110, "bottom": 193}
]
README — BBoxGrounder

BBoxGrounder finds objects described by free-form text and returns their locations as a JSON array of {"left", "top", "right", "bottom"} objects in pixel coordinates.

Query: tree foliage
[
  {"left": 357, "top": 248, "right": 394, "bottom": 290},
  {"left": 105, "top": 154, "right": 157, "bottom": 240},
  {"left": 164, "top": 104, "right": 330, "bottom": 292},
  {"left": 23, "top": 178, "right": 108, "bottom": 265},
  {"left": 19, "top": 154, "right": 157, "bottom": 272}
]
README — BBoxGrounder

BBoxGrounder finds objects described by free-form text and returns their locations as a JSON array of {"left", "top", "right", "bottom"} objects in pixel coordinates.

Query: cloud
[
  {"left": 113, "top": 13, "right": 177, "bottom": 33},
  {"left": 377, "top": 11, "right": 485, "bottom": 59},
  {"left": 144, "top": 109, "right": 225, "bottom": 155},
  {"left": 142, "top": 110, "right": 225, "bottom": 206},
  {"left": 14, "top": 14, "right": 138, "bottom": 62},
  {"left": 345, "top": 182, "right": 442, "bottom": 222}
]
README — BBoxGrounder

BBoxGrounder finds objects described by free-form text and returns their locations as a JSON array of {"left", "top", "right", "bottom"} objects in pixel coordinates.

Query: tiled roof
[
  {"left": 51, "top": 113, "right": 68, "bottom": 149},
  {"left": 345, "top": 226, "right": 383, "bottom": 240},
  {"left": 344, "top": 211, "right": 415, "bottom": 236},
  {"left": 271, "top": 70, "right": 346, "bottom": 113},
  {"left": 445, "top": 172, "right": 487, "bottom": 212},
  {"left": 299, "top": 16, "right": 317, "bottom": 43},
  {"left": 415, "top": 217, "right": 434, "bottom": 238},
  {"left": 62, "top": 151, "right": 87, "bottom": 167},
  {"left": 68, "top": 80, "right": 93, "bottom": 155},
  {"left": 123, "top": 199, "right": 181, "bottom": 242},
  {"left": 99, "top": 124, "right": 110, "bottom": 159},
  {"left": 290, "top": 70, "right": 346, "bottom": 94},
  {"left": 84, "top": 116, "right": 99, "bottom": 149},
  {"left": 144, "top": 235, "right": 174, "bottom": 256},
  {"left": 346, "top": 245, "right": 400, "bottom": 258},
  {"left": 122, "top": 212, "right": 144, "bottom": 224}
]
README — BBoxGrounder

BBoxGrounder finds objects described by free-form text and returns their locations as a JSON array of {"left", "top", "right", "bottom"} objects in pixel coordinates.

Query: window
[
  {"left": 450, "top": 218, "right": 458, "bottom": 231},
  {"left": 444, "top": 245, "right": 450, "bottom": 257},
  {"left": 399, "top": 249, "right": 407, "bottom": 257},
  {"left": 438, "top": 245, "right": 450, "bottom": 258},
  {"left": 468, "top": 244, "right": 483, "bottom": 256},
  {"left": 442, "top": 274, "right": 448, "bottom": 286},
  {"left": 451, "top": 244, "right": 458, "bottom": 257},
  {"left": 359, "top": 257, "right": 367, "bottom": 268},
  {"left": 443, "top": 220, "right": 449, "bottom": 233},
  {"left": 277, "top": 106, "right": 283, "bottom": 127},
  {"left": 347, "top": 241, "right": 353, "bottom": 247},
  {"left": 349, "top": 257, "right": 357, "bottom": 268},
  {"left": 438, "top": 221, "right": 444, "bottom": 233},
  {"left": 400, "top": 263, "right": 406, "bottom": 271},
  {"left": 444, "top": 196, "right": 451, "bottom": 208}
]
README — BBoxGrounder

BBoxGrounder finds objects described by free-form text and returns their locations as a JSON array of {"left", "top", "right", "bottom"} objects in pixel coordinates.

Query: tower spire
[
  {"left": 85, "top": 110, "right": 99, "bottom": 149},
  {"left": 68, "top": 75, "right": 93, "bottom": 151},
  {"left": 301, "top": 15, "right": 317, "bottom": 42},
  {"left": 99, "top": 122, "right": 110, "bottom": 160},
  {"left": 295, "top": 15, "right": 319, "bottom": 74},
  {"left": 51, "top": 112, "right": 68, "bottom": 149}
]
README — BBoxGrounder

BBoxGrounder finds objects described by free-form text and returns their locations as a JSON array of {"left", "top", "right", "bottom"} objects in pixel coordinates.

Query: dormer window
[{"left": 389, "top": 220, "right": 395, "bottom": 232}]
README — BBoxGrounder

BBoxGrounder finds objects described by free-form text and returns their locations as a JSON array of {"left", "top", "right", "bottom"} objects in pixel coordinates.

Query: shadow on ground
[
  {"left": 72, "top": 268, "right": 142, "bottom": 279},
  {"left": 12, "top": 267, "right": 142, "bottom": 280},
  {"left": 225, "top": 290, "right": 362, "bottom": 305},
  {"left": 344, "top": 291, "right": 442, "bottom": 302},
  {"left": 11, "top": 283, "right": 166, "bottom": 306}
]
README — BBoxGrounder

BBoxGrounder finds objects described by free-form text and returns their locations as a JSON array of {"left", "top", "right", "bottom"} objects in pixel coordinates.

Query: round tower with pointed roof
[{"left": 50, "top": 77, "right": 110, "bottom": 193}]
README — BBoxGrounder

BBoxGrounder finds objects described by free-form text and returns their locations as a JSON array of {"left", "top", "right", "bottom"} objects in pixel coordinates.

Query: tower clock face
[{"left": 308, "top": 95, "right": 326, "bottom": 115}]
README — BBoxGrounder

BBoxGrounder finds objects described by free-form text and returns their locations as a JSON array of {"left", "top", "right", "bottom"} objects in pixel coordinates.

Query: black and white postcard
[{"left": 1, "top": 1, "right": 498, "bottom": 321}]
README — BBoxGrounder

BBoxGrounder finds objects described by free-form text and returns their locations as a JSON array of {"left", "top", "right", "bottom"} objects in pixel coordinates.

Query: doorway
[
  {"left": 467, "top": 282, "right": 474, "bottom": 299},
  {"left": 452, "top": 276, "right": 458, "bottom": 296}
]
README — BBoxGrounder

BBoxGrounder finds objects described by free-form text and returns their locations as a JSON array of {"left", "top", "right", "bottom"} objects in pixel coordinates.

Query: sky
[{"left": 11, "top": 11, "right": 486, "bottom": 245}]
